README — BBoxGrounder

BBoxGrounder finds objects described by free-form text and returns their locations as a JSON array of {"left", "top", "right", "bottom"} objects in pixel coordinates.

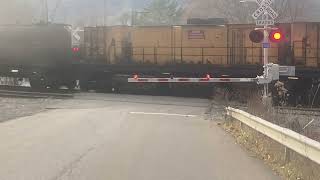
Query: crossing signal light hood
[{"left": 249, "top": 30, "right": 264, "bottom": 43}]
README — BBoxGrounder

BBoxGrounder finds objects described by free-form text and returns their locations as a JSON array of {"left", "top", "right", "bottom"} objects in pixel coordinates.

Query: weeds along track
[{"left": 275, "top": 107, "right": 320, "bottom": 117}]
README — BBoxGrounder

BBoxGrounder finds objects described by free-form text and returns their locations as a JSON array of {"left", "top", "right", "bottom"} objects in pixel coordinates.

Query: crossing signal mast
[{"left": 249, "top": 0, "right": 281, "bottom": 101}]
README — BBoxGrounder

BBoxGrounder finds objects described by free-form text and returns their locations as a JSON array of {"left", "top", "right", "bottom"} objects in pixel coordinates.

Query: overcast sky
[
  {"left": 0, "top": 0, "right": 147, "bottom": 25},
  {"left": 301, "top": 0, "right": 320, "bottom": 21},
  {"left": 35, "top": 0, "right": 320, "bottom": 24},
  {"left": 1, "top": 0, "right": 320, "bottom": 26},
  {"left": 34, "top": 0, "right": 148, "bottom": 25}
]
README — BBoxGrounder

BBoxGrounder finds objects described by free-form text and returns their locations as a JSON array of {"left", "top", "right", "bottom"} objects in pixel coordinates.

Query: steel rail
[{"left": 0, "top": 89, "right": 73, "bottom": 99}]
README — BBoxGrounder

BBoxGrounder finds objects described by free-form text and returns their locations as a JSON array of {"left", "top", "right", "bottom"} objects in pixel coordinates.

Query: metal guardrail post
[
  {"left": 142, "top": 48, "right": 145, "bottom": 63},
  {"left": 154, "top": 47, "right": 157, "bottom": 64},
  {"left": 181, "top": 47, "right": 183, "bottom": 63},
  {"left": 173, "top": 47, "right": 176, "bottom": 63},
  {"left": 201, "top": 48, "right": 204, "bottom": 64}
]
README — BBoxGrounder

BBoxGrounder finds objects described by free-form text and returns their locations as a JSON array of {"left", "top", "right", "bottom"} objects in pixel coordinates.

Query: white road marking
[{"left": 129, "top": 112, "right": 197, "bottom": 117}]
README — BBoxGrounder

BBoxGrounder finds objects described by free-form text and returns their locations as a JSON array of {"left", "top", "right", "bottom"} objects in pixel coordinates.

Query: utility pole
[
  {"left": 263, "top": 13, "right": 269, "bottom": 99},
  {"left": 263, "top": 32, "right": 269, "bottom": 98},
  {"left": 131, "top": 9, "right": 135, "bottom": 26},
  {"left": 104, "top": 0, "right": 107, "bottom": 26},
  {"left": 247, "top": 0, "right": 278, "bottom": 102},
  {"left": 41, "top": 0, "right": 49, "bottom": 24},
  {"left": 50, "top": 0, "right": 62, "bottom": 23}
]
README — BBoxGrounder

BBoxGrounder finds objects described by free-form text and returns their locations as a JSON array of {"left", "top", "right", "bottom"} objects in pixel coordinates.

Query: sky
[
  {"left": 0, "top": 0, "right": 148, "bottom": 25},
  {"left": 35, "top": 0, "right": 320, "bottom": 24},
  {"left": 300, "top": 0, "right": 320, "bottom": 22},
  {"left": 42, "top": 0, "right": 148, "bottom": 25},
  {"left": 1, "top": 0, "right": 320, "bottom": 26}
]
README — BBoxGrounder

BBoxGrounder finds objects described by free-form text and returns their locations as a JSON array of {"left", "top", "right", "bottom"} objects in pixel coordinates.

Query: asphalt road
[{"left": 0, "top": 93, "right": 280, "bottom": 180}]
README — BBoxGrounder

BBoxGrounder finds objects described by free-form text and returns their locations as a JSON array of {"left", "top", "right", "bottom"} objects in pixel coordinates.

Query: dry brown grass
[
  {"left": 212, "top": 84, "right": 320, "bottom": 179},
  {"left": 222, "top": 93, "right": 320, "bottom": 180}
]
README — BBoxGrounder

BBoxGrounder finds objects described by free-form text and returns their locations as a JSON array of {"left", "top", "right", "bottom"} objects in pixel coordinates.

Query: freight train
[
  {"left": 79, "top": 22, "right": 320, "bottom": 105},
  {"left": 0, "top": 22, "right": 319, "bottom": 106},
  {"left": 0, "top": 24, "right": 77, "bottom": 89},
  {"left": 83, "top": 23, "right": 320, "bottom": 69}
]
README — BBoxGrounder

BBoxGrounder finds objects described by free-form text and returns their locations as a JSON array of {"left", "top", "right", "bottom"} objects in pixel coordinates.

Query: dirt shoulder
[{"left": 0, "top": 97, "right": 62, "bottom": 122}]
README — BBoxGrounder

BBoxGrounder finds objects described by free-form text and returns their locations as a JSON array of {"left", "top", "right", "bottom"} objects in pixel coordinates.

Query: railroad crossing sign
[
  {"left": 252, "top": 0, "right": 278, "bottom": 21},
  {"left": 256, "top": 19, "right": 274, "bottom": 26}
]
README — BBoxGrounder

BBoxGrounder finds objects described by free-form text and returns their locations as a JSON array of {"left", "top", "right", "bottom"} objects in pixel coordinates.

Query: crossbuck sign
[{"left": 252, "top": 0, "right": 278, "bottom": 24}]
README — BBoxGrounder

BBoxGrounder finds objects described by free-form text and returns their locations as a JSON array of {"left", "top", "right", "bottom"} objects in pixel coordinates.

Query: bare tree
[
  {"left": 184, "top": 0, "right": 306, "bottom": 24},
  {"left": 281, "top": 0, "right": 306, "bottom": 22},
  {"left": 212, "top": 0, "right": 256, "bottom": 23},
  {"left": 136, "top": 0, "right": 184, "bottom": 25},
  {"left": 118, "top": 12, "right": 131, "bottom": 25}
]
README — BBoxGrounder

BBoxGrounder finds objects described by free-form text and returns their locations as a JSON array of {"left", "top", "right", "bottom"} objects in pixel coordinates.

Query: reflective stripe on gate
[{"left": 128, "top": 78, "right": 257, "bottom": 83}]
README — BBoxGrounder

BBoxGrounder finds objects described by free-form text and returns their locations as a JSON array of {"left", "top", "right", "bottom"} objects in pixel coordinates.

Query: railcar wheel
[
  {"left": 29, "top": 78, "right": 46, "bottom": 90},
  {"left": 48, "top": 82, "right": 59, "bottom": 90},
  {"left": 79, "top": 80, "right": 89, "bottom": 92},
  {"left": 66, "top": 80, "right": 77, "bottom": 90}
]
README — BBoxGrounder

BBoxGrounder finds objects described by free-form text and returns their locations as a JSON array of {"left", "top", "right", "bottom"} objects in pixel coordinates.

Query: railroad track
[
  {"left": 276, "top": 106, "right": 320, "bottom": 112},
  {"left": 275, "top": 107, "right": 320, "bottom": 117},
  {"left": 222, "top": 102, "right": 320, "bottom": 117},
  {"left": 0, "top": 89, "right": 74, "bottom": 99}
]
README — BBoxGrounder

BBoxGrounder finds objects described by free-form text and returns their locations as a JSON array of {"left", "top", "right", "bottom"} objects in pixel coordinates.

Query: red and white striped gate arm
[
  {"left": 128, "top": 77, "right": 257, "bottom": 83},
  {"left": 128, "top": 64, "right": 287, "bottom": 84}
]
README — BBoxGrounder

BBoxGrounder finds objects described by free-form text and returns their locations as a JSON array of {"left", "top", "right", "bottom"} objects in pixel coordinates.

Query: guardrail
[{"left": 226, "top": 107, "right": 320, "bottom": 165}]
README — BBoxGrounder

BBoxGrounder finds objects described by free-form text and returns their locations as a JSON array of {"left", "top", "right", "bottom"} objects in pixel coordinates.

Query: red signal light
[
  {"left": 72, "top": 47, "right": 80, "bottom": 52},
  {"left": 269, "top": 30, "right": 283, "bottom": 43},
  {"left": 273, "top": 32, "right": 282, "bottom": 40}
]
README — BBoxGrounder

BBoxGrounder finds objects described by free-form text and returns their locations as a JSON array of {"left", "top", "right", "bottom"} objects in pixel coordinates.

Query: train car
[
  {"left": 0, "top": 24, "right": 74, "bottom": 89},
  {"left": 80, "top": 22, "right": 320, "bottom": 105},
  {"left": 130, "top": 25, "right": 228, "bottom": 65},
  {"left": 84, "top": 25, "right": 229, "bottom": 66},
  {"left": 83, "top": 22, "right": 320, "bottom": 69},
  {"left": 291, "top": 22, "right": 320, "bottom": 68},
  {"left": 84, "top": 26, "right": 131, "bottom": 64},
  {"left": 228, "top": 23, "right": 320, "bottom": 69},
  {"left": 1, "top": 22, "right": 318, "bottom": 104}
]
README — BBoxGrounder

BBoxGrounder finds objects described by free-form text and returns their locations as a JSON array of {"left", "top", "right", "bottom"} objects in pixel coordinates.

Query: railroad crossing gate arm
[
  {"left": 128, "top": 77, "right": 258, "bottom": 83},
  {"left": 128, "top": 64, "right": 287, "bottom": 84}
]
